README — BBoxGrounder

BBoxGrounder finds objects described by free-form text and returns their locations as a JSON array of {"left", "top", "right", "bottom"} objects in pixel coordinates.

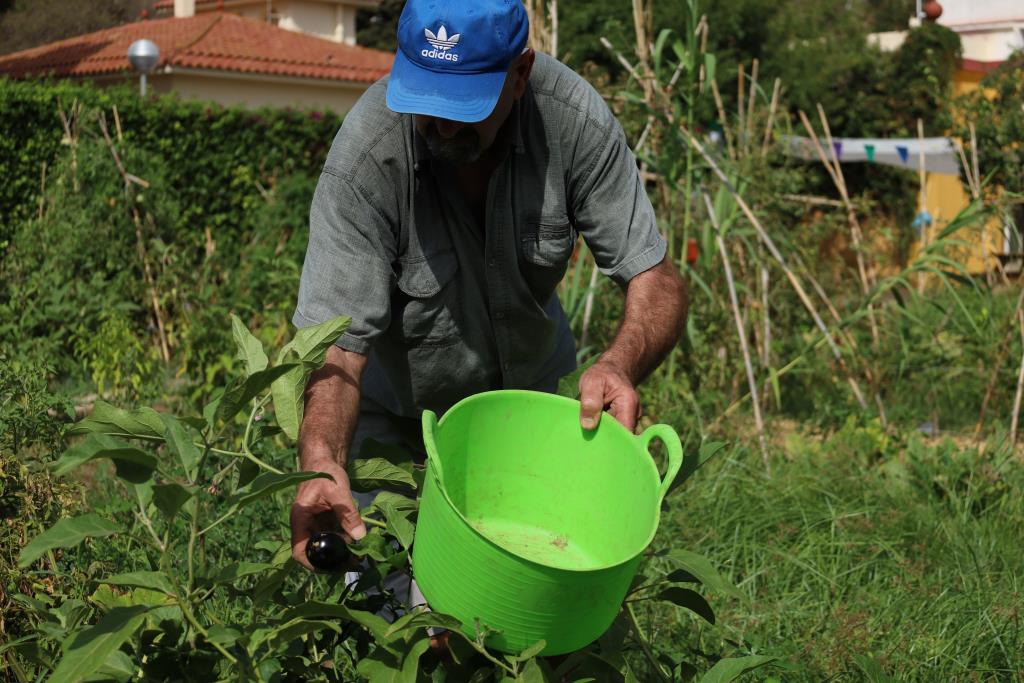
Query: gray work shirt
[{"left": 293, "top": 53, "right": 666, "bottom": 418}]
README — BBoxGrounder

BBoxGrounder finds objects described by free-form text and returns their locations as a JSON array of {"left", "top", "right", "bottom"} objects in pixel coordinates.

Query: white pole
[{"left": 140, "top": 73, "right": 147, "bottom": 97}]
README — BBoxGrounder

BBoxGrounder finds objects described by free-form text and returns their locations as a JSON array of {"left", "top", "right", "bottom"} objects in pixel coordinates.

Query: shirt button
[
  {"left": 503, "top": 362, "right": 511, "bottom": 372},
  {"left": 496, "top": 311, "right": 505, "bottom": 320},
  {"left": 488, "top": 259, "right": 497, "bottom": 268}
]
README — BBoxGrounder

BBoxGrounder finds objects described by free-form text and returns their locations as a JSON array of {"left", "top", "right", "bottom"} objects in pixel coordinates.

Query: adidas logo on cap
[{"left": 422, "top": 25, "right": 460, "bottom": 62}]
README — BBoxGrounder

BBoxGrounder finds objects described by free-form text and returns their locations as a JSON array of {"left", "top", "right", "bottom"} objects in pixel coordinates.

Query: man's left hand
[{"left": 578, "top": 360, "right": 640, "bottom": 432}]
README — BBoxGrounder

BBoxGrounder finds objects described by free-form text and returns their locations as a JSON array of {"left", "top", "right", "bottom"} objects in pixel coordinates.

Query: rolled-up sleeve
[
  {"left": 568, "top": 106, "right": 666, "bottom": 286},
  {"left": 292, "top": 169, "right": 396, "bottom": 354}
]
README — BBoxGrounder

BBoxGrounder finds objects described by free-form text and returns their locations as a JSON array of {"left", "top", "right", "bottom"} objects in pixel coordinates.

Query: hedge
[{"left": 0, "top": 77, "right": 344, "bottom": 247}]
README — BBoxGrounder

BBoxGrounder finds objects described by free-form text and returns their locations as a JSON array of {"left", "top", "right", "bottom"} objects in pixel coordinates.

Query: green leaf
[
  {"left": 213, "top": 562, "right": 277, "bottom": 585},
  {"left": 512, "top": 639, "right": 548, "bottom": 662},
  {"left": 225, "top": 471, "right": 331, "bottom": 512},
  {"left": 231, "top": 313, "right": 269, "bottom": 376},
  {"left": 704, "top": 53, "right": 717, "bottom": 90},
  {"left": 378, "top": 500, "right": 416, "bottom": 550},
  {"left": 355, "top": 635, "right": 431, "bottom": 683},
  {"left": 96, "top": 649, "right": 135, "bottom": 678},
  {"left": 665, "top": 549, "right": 743, "bottom": 600},
  {"left": 152, "top": 483, "right": 195, "bottom": 521},
  {"left": 203, "top": 390, "right": 223, "bottom": 431},
  {"left": 400, "top": 637, "right": 432, "bottom": 682},
  {"left": 665, "top": 568, "right": 699, "bottom": 584},
  {"left": 19, "top": 514, "right": 121, "bottom": 568},
  {"left": 97, "top": 571, "right": 176, "bottom": 596},
  {"left": 280, "top": 315, "right": 352, "bottom": 366},
  {"left": 384, "top": 608, "right": 461, "bottom": 639},
  {"left": 348, "top": 529, "right": 393, "bottom": 562},
  {"left": 158, "top": 414, "right": 201, "bottom": 480},
  {"left": 68, "top": 401, "right": 165, "bottom": 439},
  {"left": 206, "top": 625, "right": 243, "bottom": 647},
  {"left": 350, "top": 457, "right": 416, "bottom": 492},
  {"left": 279, "top": 601, "right": 392, "bottom": 646},
  {"left": 51, "top": 434, "right": 158, "bottom": 484},
  {"left": 698, "top": 655, "right": 778, "bottom": 683},
  {"left": 250, "top": 617, "right": 341, "bottom": 653},
  {"left": 217, "top": 363, "right": 300, "bottom": 425},
  {"left": 47, "top": 606, "right": 151, "bottom": 683},
  {"left": 520, "top": 657, "right": 558, "bottom": 683},
  {"left": 656, "top": 587, "right": 715, "bottom": 624},
  {"left": 270, "top": 365, "right": 305, "bottom": 441}
]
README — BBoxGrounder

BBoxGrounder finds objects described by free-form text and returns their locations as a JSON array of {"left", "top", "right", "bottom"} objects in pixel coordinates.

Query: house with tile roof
[
  {"left": 864, "top": 0, "right": 1024, "bottom": 275},
  {"left": 0, "top": 0, "right": 393, "bottom": 113}
]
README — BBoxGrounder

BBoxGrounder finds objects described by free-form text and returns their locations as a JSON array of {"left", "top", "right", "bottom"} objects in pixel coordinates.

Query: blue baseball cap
[{"left": 386, "top": 0, "right": 530, "bottom": 123}]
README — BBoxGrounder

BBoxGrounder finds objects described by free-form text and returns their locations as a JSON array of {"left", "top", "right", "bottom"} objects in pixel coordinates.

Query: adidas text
[{"left": 421, "top": 48, "right": 459, "bottom": 62}]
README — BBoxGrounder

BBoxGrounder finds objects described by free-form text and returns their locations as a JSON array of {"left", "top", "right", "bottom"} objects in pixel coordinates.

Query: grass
[{"left": 645, "top": 418, "right": 1024, "bottom": 680}]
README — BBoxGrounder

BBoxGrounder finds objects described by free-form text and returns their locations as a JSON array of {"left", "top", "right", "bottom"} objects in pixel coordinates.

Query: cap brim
[{"left": 386, "top": 49, "right": 507, "bottom": 123}]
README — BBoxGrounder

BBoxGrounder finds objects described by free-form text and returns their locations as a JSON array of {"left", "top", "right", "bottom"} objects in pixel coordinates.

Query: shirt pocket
[
  {"left": 391, "top": 249, "right": 460, "bottom": 347},
  {"left": 520, "top": 219, "right": 575, "bottom": 301},
  {"left": 521, "top": 219, "right": 576, "bottom": 268}
]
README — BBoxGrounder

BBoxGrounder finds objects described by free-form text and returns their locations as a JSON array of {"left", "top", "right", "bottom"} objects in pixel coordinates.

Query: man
[{"left": 288, "top": 0, "right": 688, "bottom": 591}]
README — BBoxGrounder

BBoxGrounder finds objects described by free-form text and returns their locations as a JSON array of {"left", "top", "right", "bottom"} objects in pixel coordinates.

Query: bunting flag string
[{"left": 784, "top": 136, "right": 960, "bottom": 175}]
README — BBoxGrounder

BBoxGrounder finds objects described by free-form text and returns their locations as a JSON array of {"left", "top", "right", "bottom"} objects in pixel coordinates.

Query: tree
[{"left": 0, "top": 0, "right": 153, "bottom": 56}]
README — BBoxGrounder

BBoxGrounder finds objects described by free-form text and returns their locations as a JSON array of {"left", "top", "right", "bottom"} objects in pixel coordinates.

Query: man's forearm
[
  {"left": 298, "top": 345, "right": 368, "bottom": 469},
  {"left": 600, "top": 256, "right": 688, "bottom": 384}
]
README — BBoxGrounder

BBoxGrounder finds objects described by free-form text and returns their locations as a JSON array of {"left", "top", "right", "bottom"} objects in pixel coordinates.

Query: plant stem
[
  {"left": 178, "top": 599, "right": 239, "bottom": 665},
  {"left": 136, "top": 499, "right": 166, "bottom": 552},
  {"left": 627, "top": 602, "right": 670, "bottom": 682}
]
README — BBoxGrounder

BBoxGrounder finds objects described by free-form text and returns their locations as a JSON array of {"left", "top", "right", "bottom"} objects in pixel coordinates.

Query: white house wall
[
  {"left": 938, "top": 0, "right": 1024, "bottom": 26},
  {"left": 276, "top": 1, "right": 356, "bottom": 44},
  {"left": 150, "top": 70, "right": 364, "bottom": 113}
]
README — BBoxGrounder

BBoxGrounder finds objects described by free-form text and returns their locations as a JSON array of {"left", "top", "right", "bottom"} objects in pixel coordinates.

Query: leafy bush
[
  {"left": 7, "top": 316, "right": 770, "bottom": 681},
  {"left": 0, "top": 78, "right": 341, "bottom": 249},
  {"left": 0, "top": 95, "right": 320, "bottom": 401}
]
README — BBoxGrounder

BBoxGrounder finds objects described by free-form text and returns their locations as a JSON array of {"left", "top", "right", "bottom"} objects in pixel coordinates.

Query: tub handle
[
  {"left": 421, "top": 409, "right": 445, "bottom": 488},
  {"left": 638, "top": 423, "right": 683, "bottom": 504}
]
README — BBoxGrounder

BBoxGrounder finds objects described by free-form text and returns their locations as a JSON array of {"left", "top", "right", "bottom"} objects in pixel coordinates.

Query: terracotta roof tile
[
  {"left": 959, "top": 58, "right": 1006, "bottom": 74},
  {"left": 0, "top": 13, "right": 393, "bottom": 83}
]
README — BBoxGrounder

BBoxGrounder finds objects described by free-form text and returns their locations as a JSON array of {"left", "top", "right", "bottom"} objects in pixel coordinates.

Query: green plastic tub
[{"left": 412, "top": 390, "right": 682, "bottom": 655}]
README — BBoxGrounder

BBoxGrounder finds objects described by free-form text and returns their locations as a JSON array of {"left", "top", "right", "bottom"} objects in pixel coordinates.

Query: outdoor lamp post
[{"left": 127, "top": 39, "right": 160, "bottom": 97}]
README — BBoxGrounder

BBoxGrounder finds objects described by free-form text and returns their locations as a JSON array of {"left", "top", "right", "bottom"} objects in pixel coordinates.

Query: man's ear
[{"left": 511, "top": 49, "right": 536, "bottom": 100}]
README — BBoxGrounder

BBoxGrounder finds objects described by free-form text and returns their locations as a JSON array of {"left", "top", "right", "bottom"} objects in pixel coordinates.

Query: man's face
[{"left": 414, "top": 50, "right": 535, "bottom": 165}]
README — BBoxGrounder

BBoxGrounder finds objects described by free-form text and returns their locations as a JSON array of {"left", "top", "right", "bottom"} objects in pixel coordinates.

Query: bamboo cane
[
  {"left": 579, "top": 257, "right": 600, "bottom": 350},
  {"left": 37, "top": 161, "right": 47, "bottom": 220},
  {"left": 916, "top": 118, "right": 929, "bottom": 294},
  {"left": 798, "top": 109, "right": 880, "bottom": 346},
  {"left": 1010, "top": 309, "right": 1024, "bottom": 445},
  {"left": 761, "top": 78, "right": 781, "bottom": 156},
  {"left": 737, "top": 64, "right": 745, "bottom": 154},
  {"left": 680, "top": 123, "right": 869, "bottom": 409},
  {"left": 97, "top": 111, "right": 171, "bottom": 363},
  {"left": 746, "top": 58, "right": 759, "bottom": 155},
  {"left": 704, "top": 192, "right": 770, "bottom": 470},
  {"left": 709, "top": 78, "right": 736, "bottom": 161},
  {"left": 975, "top": 285, "right": 1024, "bottom": 436}
]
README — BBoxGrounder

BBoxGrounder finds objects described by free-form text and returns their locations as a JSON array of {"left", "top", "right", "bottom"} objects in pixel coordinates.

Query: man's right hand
[{"left": 290, "top": 457, "right": 367, "bottom": 571}]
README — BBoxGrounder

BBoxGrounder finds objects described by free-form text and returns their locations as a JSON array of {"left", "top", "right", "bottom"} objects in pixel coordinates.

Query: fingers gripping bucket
[{"left": 411, "top": 390, "right": 682, "bottom": 655}]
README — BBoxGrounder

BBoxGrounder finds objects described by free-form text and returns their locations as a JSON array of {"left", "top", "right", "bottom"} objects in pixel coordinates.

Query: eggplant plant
[{"left": 8, "top": 315, "right": 776, "bottom": 682}]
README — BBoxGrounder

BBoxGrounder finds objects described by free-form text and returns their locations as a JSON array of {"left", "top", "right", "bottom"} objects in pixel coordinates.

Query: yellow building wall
[
  {"left": 905, "top": 67, "right": 1004, "bottom": 276},
  {"left": 910, "top": 172, "right": 1003, "bottom": 276}
]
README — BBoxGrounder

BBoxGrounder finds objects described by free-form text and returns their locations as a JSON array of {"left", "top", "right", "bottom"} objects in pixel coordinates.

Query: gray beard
[{"left": 424, "top": 124, "right": 483, "bottom": 164}]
